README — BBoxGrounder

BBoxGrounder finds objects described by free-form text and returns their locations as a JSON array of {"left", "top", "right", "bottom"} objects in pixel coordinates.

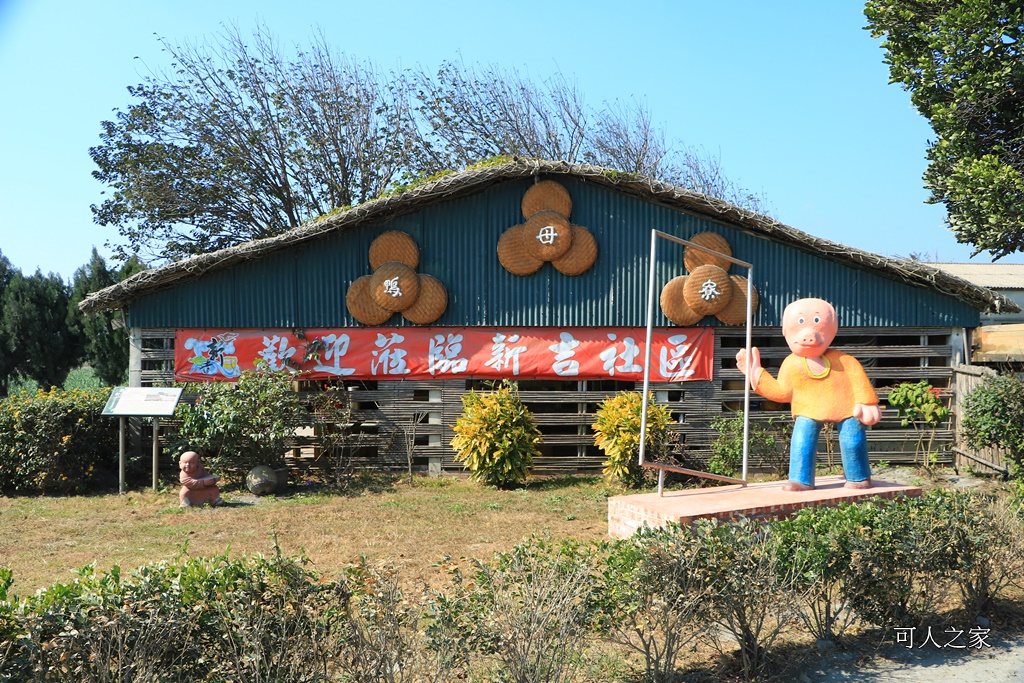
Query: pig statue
[
  {"left": 736, "top": 298, "right": 880, "bottom": 491},
  {"left": 178, "top": 451, "right": 223, "bottom": 507}
]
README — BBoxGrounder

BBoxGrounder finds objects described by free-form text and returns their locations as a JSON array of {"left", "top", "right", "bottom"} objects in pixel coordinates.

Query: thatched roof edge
[{"left": 79, "top": 158, "right": 1019, "bottom": 316}]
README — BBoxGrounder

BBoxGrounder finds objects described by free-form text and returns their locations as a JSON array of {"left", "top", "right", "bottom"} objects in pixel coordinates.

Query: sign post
[{"left": 102, "top": 387, "right": 183, "bottom": 494}]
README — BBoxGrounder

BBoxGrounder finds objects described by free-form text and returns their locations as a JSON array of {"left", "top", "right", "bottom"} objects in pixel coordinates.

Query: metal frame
[{"left": 639, "top": 230, "right": 755, "bottom": 495}]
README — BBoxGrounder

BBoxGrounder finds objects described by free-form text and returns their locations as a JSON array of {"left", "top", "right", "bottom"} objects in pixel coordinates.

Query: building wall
[{"left": 125, "top": 177, "right": 980, "bottom": 330}]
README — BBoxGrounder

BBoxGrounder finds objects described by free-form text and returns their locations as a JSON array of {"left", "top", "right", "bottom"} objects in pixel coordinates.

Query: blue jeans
[{"left": 789, "top": 416, "right": 871, "bottom": 487}]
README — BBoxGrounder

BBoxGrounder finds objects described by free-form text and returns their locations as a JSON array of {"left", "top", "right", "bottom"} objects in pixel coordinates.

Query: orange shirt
[{"left": 755, "top": 348, "right": 878, "bottom": 423}]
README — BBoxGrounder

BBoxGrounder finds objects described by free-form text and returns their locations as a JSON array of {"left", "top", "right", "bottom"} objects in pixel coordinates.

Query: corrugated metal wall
[{"left": 126, "top": 176, "right": 980, "bottom": 329}]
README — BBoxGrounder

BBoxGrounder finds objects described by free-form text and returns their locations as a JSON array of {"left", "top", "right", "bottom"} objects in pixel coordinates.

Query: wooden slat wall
[{"left": 140, "top": 326, "right": 965, "bottom": 475}]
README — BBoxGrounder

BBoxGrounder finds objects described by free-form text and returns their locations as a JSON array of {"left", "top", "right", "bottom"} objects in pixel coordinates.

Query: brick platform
[{"left": 607, "top": 476, "right": 923, "bottom": 539}]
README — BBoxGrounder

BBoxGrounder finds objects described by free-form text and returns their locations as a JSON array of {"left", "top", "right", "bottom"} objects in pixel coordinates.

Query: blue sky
[{"left": 0, "top": 0, "right": 1013, "bottom": 280}]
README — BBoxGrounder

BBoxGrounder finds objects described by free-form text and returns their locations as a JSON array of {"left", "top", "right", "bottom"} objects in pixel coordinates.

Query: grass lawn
[{"left": 0, "top": 474, "right": 619, "bottom": 597}]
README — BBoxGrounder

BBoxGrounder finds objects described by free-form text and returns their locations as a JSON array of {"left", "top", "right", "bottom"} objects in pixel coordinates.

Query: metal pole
[
  {"left": 741, "top": 268, "right": 753, "bottom": 482},
  {"left": 152, "top": 418, "right": 160, "bottom": 492},
  {"left": 118, "top": 416, "right": 126, "bottom": 495},
  {"left": 639, "top": 229, "right": 659, "bottom": 467}
]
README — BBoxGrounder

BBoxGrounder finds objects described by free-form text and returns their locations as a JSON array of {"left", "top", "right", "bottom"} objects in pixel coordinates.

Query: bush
[
  {"left": 0, "top": 387, "right": 117, "bottom": 494},
  {"left": 596, "top": 526, "right": 710, "bottom": 682},
  {"left": 840, "top": 497, "right": 943, "bottom": 629},
  {"left": 775, "top": 503, "right": 874, "bottom": 642},
  {"left": 170, "top": 370, "right": 308, "bottom": 476},
  {"left": 471, "top": 537, "right": 598, "bottom": 683},
  {"left": 960, "top": 373, "right": 1024, "bottom": 475},
  {"left": 887, "top": 381, "right": 949, "bottom": 465},
  {"left": 0, "top": 550, "right": 348, "bottom": 683},
  {"left": 451, "top": 380, "right": 540, "bottom": 488},
  {"left": 691, "top": 517, "right": 802, "bottom": 680},
  {"left": 593, "top": 391, "right": 672, "bottom": 488},
  {"left": 708, "top": 412, "right": 787, "bottom": 478}
]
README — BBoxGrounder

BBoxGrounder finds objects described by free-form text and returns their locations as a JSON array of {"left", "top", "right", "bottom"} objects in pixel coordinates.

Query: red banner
[{"left": 174, "top": 327, "right": 714, "bottom": 382}]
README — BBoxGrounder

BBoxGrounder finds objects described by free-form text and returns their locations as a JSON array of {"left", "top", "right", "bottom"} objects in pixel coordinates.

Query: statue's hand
[
  {"left": 735, "top": 347, "right": 762, "bottom": 390},
  {"left": 853, "top": 403, "right": 881, "bottom": 426}
]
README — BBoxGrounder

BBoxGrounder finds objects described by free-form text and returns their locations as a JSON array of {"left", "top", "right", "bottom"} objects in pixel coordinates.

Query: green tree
[
  {"left": 865, "top": 1, "right": 1024, "bottom": 258},
  {"left": 70, "top": 248, "right": 146, "bottom": 386},
  {"left": 92, "top": 25, "right": 767, "bottom": 263},
  {"left": 960, "top": 373, "right": 1024, "bottom": 475},
  {"left": 2, "top": 270, "right": 85, "bottom": 389},
  {"left": 0, "top": 251, "right": 17, "bottom": 396}
]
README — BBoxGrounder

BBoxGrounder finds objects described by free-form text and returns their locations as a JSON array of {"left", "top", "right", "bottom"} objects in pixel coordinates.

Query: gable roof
[
  {"left": 932, "top": 262, "right": 1024, "bottom": 291},
  {"left": 79, "top": 158, "right": 1019, "bottom": 316}
]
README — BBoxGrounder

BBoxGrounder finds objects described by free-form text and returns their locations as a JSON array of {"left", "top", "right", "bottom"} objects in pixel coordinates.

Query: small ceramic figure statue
[
  {"left": 736, "top": 298, "right": 881, "bottom": 491},
  {"left": 178, "top": 451, "right": 223, "bottom": 507}
]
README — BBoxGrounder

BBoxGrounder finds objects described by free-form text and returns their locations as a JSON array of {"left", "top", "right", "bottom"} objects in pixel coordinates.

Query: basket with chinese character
[
  {"left": 369, "top": 230, "right": 420, "bottom": 270},
  {"left": 371, "top": 262, "right": 421, "bottom": 312},
  {"left": 346, "top": 275, "right": 393, "bottom": 325},
  {"left": 683, "top": 264, "right": 733, "bottom": 316},
  {"left": 683, "top": 232, "right": 733, "bottom": 273},
  {"left": 498, "top": 224, "right": 545, "bottom": 276},
  {"left": 521, "top": 179, "right": 572, "bottom": 219},
  {"left": 523, "top": 210, "right": 573, "bottom": 261},
  {"left": 402, "top": 274, "right": 448, "bottom": 324},
  {"left": 552, "top": 225, "right": 598, "bottom": 276},
  {"left": 716, "top": 275, "right": 759, "bottom": 325},
  {"left": 660, "top": 275, "right": 704, "bottom": 325}
]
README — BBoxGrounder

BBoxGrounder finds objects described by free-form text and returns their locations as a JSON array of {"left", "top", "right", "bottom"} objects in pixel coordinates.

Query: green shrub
[
  {"left": 451, "top": 380, "right": 540, "bottom": 488},
  {"left": 921, "top": 489, "right": 1024, "bottom": 616},
  {"left": 708, "top": 412, "right": 786, "bottom": 478},
  {"left": 960, "top": 373, "right": 1024, "bottom": 475},
  {"left": 887, "top": 381, "right": 949, "bottom": 465},
  {"left": 0, "top": 386, "right": 117, "bottom": 494},
  {"left": 840, "top": 497, "right": 943, "bottom": 629},
  {"left": 691, "top": 517, "right": 802, "bottom": 680},
  {"left": 593, "top": 391, "right": 672, "bottom": 487},
  {"left": 596, "top": 526, "right": 709, "bottom": 682},
  {"left": 170, "top": 370, "right": 308, "bottom": 476},
  {"left": 0, "top": 550, "right": 347, "bottom": 683},
  {"left": 775, "top": 503, "right": 875, "bottom": 642}
]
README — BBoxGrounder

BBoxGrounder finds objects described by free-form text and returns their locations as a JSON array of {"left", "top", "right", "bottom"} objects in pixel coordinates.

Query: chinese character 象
[{"left": 699, "top": 278, "right": 721, "bottom": 301}]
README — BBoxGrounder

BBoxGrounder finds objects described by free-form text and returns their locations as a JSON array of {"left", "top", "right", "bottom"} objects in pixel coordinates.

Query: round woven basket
[
  {"left": 683, "top": 232, "right": 733, "bottom": 272},
  {"left": 683, "top": 264, "right": 733, "bottom": 316},
  {"left": 369, "top": 231, "right": 419, "bottom": 270},
  {"left": 552, "top": 225, "right": 598, "bottom": 276},
  {"left": 522, "top": 179, "right": 572, "bottom": 219},
  {"left": 660, "top": 276, "right": 704, "bottom": 325},
  {"left": 716, "top": 275, "right": 759, "bottom": 325},
  {"left": 346, "top": 275, "right": 393, "bottom": 325},
  {"left": 402, "top": 274, "right": 448, "bottom": 324},
  {"left": 522, "top": 210, "right": 572, "bottom": 261},
  {"left": 497, "top": 224, "right": 544, "bottom": 276},
  {"left": 370, "top": 262, "right": 421, "bottom": 312}
]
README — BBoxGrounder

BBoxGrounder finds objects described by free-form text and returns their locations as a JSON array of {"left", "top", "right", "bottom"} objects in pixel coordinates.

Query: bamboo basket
[
  {"left": 370, "top": 262, "right": 421, "bottom": 312},
  {"left": 683, "top": 232, "right": 732, "bottom": 272},
  {"left": 521, "top": 179, "right": 572, "bottom": 219},
  {"left": 497, "top": 224, "right": 545, "bottom": 276},
  {"left": 369, "top": 230, "right": 419, "bottom": 270},
  {"left": 522, "top": 210, "right": 572, "bottom": 261},
  {"left": 716, "top": 275, "right": 759, "bottom": 325},
  {"left": 346, "top": 275, "right": 393, "bottom": 325},
  {"left": 660, "top": 276, "right": 704, "bottom": 325},
  {"left": 683, "top": 264, "right": 733, "bottom": 316},
  {"left": 552, "top": 225, "right": 598, "bottom": 276},
  {"left": 402, "top": 275, "right": 448, "bottom": 324}
]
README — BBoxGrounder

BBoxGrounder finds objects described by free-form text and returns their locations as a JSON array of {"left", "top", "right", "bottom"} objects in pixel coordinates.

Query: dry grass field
[{"left": 0, "top": 474, "right": 617, "bottom": 597}]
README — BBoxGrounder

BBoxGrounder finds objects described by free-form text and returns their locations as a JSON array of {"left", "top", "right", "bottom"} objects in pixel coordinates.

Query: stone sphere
[{"left": 246, "top": 465, "right": 279, "bottom": 496}]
